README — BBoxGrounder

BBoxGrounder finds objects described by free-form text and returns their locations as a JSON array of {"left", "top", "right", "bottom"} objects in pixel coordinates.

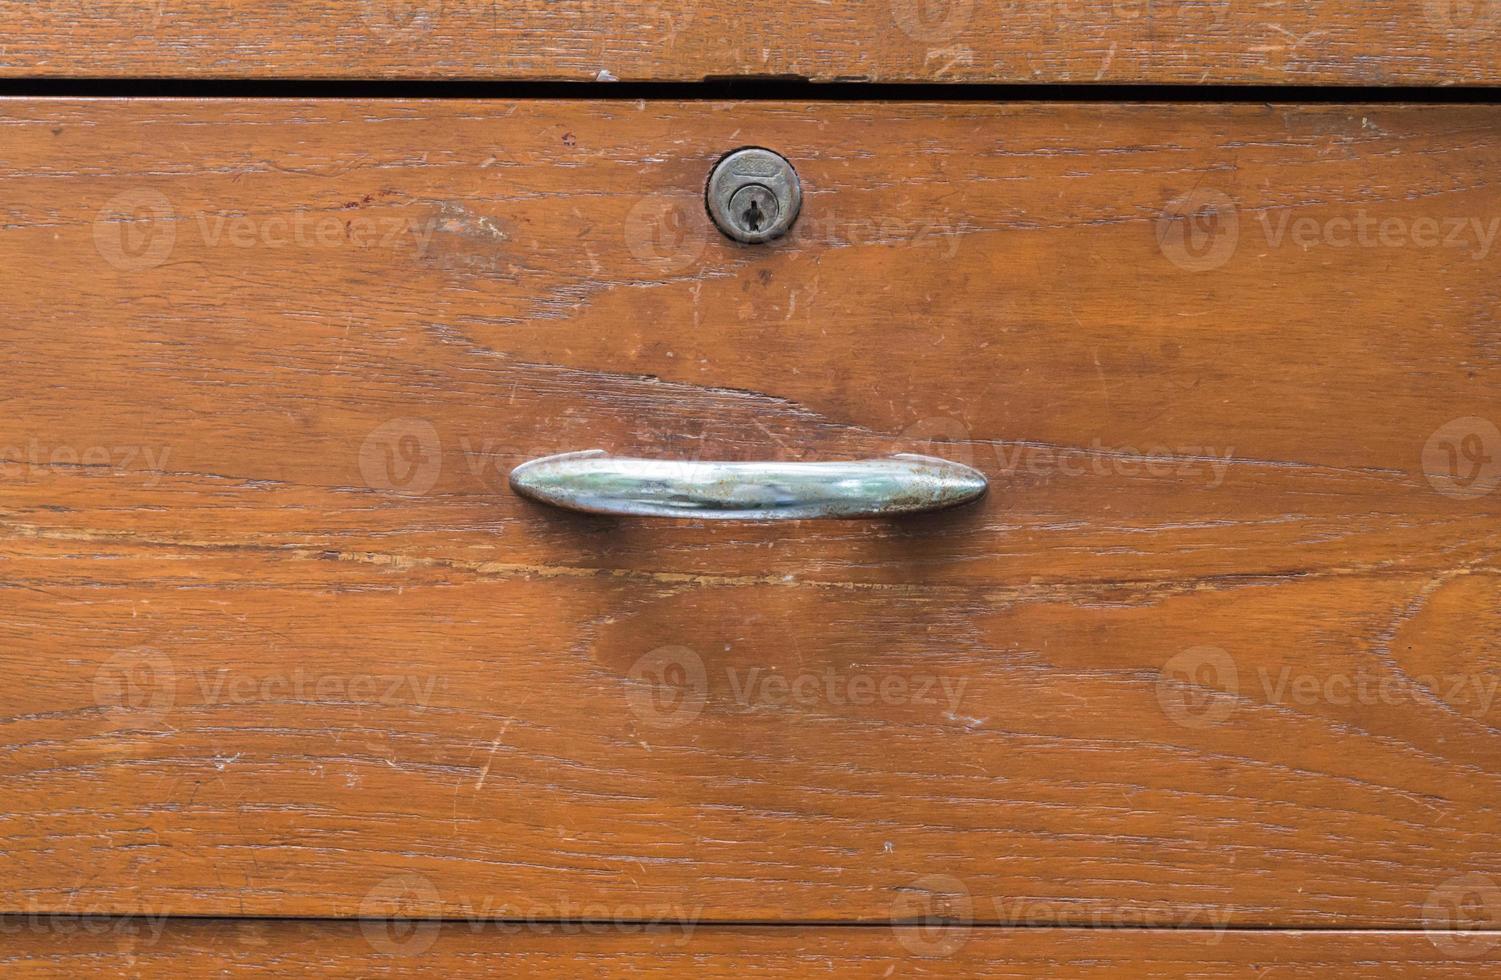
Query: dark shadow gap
[
  {"left": 2, "top": 78, "right": 1501, "bottom": 101},
  {"left": 1, "top": 913, "right": 1494, "bottom": 932}
]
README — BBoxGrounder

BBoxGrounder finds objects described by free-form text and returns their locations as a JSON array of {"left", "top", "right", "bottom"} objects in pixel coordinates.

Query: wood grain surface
[
  {"left": 2, "top": 100, "right": 1500, "bottom": 927},
  {"left": 2, "top": 922, "right": 1499, "bottom": 977},
  {"left": 2, "top": 1, "right": 1501, "bottom": 85}
]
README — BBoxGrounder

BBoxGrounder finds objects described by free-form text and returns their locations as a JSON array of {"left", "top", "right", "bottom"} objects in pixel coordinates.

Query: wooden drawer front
[
  {"left": 2, "top": 1, "right": 1500, "bottom": 85},
  {"left": 2, "top": 100, "right": 1500, "bottom": 929}
]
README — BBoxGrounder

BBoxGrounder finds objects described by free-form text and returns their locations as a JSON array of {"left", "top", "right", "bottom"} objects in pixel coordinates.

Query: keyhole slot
[{"left": 742, "top": 198, "right": 765, "bottom": 231}]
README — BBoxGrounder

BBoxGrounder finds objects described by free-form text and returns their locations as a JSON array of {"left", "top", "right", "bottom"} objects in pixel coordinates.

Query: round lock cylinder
[{"left": 706, "top": 147, "right": 802, "bottom": 244}]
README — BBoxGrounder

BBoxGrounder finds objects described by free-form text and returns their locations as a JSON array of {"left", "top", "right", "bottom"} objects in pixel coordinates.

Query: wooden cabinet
[{"left": 1, "top": 5, "right": 1499, "bottom": 977}]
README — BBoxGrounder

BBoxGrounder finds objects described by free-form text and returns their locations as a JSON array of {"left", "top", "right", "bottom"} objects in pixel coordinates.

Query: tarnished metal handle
[{"left": 509, "top": 451, "right": 987, "bottom": 520}]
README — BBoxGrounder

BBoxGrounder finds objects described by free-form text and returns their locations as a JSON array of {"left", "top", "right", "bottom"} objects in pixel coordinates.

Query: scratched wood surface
[
  {"left": 3, "top": 1, "right": 1501, "bottom": 84},
  {"left": 1, "top": 100, "right": 1500, "bottom": 926},
  {"left": 3, "top": 922, "right": 1499, "bottom": 977}
]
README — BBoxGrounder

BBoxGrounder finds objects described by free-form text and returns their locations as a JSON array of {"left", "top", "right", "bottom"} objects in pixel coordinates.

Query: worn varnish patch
[{"left": 0, "top": 101, "right": 1499, "bottom": 926}]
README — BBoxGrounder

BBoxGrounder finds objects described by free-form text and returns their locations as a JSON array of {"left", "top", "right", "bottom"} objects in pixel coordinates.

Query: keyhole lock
[
  {"left": 730, "top": 185, "right": 778, "bottom": 234},
  {"left": 706, "top": 147, "right": 802, "bottom": 244}
]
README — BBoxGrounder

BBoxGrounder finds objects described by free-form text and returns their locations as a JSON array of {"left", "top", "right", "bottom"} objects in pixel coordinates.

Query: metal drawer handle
[{"left": 509, "top": 451, "right": 987, "bottom": 520}]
